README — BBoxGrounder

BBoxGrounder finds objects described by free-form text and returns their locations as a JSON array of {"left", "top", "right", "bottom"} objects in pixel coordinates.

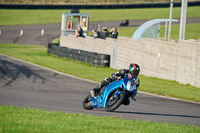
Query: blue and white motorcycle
[{"left": 83, "top": 73, "right": 139, "bottom": 112}]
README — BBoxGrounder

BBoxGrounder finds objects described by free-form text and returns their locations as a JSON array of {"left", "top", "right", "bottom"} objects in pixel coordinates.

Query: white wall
[{"left": 60, "top": 35, "right": 200, "bottom": 87}]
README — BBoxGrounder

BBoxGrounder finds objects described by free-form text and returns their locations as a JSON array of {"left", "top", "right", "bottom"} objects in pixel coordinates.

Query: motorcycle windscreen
[{"left": 126, "top": 80, "right": 137, "bottom": 92}]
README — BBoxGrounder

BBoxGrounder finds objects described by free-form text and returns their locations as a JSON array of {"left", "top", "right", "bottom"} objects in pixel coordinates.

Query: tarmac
[
  {"left": 0, "top": 54, "right": 200, "bottom": 126},
  {"left": 0, "top": 17, "right": 200, "bottom": 45},
  {"left": 0, "top": 18, "right": 200, "bottom": 126}
]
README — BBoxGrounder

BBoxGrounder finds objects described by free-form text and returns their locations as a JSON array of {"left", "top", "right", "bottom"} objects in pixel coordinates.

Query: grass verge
[
  {"left": 117, "top": 23, "right": 200, "bottom": 40},
  {"left": 0, "top": 6, "right": 200, "bottom": 25},
  {"left": 0, "top": 105, "right": 199, "bottom": 133},
  {"left": 0, "top": 43, "right": 200, "bottom": 102}
]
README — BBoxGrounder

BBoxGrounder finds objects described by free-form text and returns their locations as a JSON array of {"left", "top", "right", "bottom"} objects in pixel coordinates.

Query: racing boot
[
  {"left": 90, "top": 85, "right": 101, "bottom": 98},
  {"left": 90, "top": 78, "right": 110, "bottom": 98},
  {"left": 90, "top": 89, "right": 96, "bottom": 98}
]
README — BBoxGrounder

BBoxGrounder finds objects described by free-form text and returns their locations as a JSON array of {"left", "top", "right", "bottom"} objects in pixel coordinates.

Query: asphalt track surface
[
  {"left": 0, "top": 17, "right": 200, "bottom": 45},
  {"left": 0, "top": 55, "right": 200, "bottom": 127}
]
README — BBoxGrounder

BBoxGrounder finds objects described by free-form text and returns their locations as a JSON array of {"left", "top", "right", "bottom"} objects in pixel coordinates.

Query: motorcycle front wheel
[
  {"left": 83, "top": 94, "right": 93, "bottom": 110},
  {"left": 105, "top": 91, "right": 125, "bottom": 112}
]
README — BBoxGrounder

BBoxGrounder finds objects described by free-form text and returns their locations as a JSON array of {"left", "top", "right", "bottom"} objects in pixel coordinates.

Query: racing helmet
[{"left": 129, "top": 63, "right": 140, "bottom": 76}]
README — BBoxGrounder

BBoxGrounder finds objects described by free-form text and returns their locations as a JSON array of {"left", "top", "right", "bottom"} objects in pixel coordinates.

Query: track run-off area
[
  {"left": 0, "top": 55, "right": 200, "bottom": 127},
  {"left": 0, "top": 16, "right": 200, "bottom": 127},
  {"left": 0, "top": 18, "right": 200, "bottom": 45}
]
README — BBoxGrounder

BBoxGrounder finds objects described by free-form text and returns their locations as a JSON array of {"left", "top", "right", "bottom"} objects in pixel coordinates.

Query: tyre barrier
[
  {"left": 1, "top": 1, "right": 200, "bottom": 9},
  {"left": 47, "top": 43, "right": 110, "bottom": 67}
]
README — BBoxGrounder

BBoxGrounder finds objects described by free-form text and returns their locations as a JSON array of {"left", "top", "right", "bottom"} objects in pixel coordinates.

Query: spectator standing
[
  {"left": 75, "top": 26, "right": 84, "bottom": 38},
  {"left": 100, "top": 27, "right": 109, "bottom": 40},
  {"left": 92, "top": 29, "right": 98, "bottom": 39},
  {"left": 110, "top": 28, "right": 118, "bottom": 39},
  {"left": 67, "top": 18, "right": 71, "bottom": 29}
]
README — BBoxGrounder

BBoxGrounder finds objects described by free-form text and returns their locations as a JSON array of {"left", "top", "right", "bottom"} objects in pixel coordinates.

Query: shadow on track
[
  {"left": 114, "top": 110, "right": 200, "bottom": 119},
  {"left": 0, "top": 59, "right": 46, "bottom": 86}
]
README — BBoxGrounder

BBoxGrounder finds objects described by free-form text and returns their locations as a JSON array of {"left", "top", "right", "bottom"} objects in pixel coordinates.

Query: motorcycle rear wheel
[
  {"left": 83, "top": 94, "right": 93, "bottom": 110},
  {"left": 105, "top": 91, "right": 125, "bottom": 112}
]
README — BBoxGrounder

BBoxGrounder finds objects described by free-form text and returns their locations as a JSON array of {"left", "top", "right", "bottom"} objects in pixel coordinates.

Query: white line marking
[{"left": 1, "top": 54, "right": 199, "bottom": 104}]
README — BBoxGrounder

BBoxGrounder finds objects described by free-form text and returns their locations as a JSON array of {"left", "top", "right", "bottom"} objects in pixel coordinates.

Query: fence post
[
  {"left": 61, "top": 12, "right": 66, "bottom": 35},
  {"left": 112, "top": 39, "right": 118, "bottom": 69},
  {"left": 164, "top": 21, "right": 168, "bottom": 41}
]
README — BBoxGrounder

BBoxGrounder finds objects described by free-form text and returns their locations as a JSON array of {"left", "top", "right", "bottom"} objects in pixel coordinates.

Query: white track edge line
[{"left": 1, "top": 54, "right": 199, "bottom": 104}]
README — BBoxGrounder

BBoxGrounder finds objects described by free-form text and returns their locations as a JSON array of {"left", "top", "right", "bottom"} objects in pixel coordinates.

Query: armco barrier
[
  {"left": 1, "top": 1, "right": 200, "bottom": 9},
  {"left": 47, "top": 43, "right": 110, "bottom": 67}
]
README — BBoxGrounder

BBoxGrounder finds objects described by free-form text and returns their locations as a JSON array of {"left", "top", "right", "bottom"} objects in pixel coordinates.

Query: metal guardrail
[
  {"left": 48, "top": 43, "right": 110, "bottom": 67},
  {"left": 1, "top": 1, "right": 200, "bottom": 9}
]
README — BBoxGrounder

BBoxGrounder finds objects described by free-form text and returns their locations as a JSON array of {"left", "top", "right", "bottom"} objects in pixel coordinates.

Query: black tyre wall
[
  {"left": 47, "top": 43, "right": 52, "bottom": 53},
  {"left": 48, "top": 43, "right": 110, "bottom": 67},
  {"left": 1, "top": 2, "right": 200, "bottom": 9}
]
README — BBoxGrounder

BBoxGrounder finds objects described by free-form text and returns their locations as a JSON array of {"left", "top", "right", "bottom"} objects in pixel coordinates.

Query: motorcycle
[{"left": 83, "top": 73, "right": 139, "bottom": 112}]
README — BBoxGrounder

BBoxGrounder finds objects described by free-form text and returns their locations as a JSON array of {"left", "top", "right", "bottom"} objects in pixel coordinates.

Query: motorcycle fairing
[
  {"left": 91, "top": 74, "right": 138, "bottom": 108},
  {"left": 92, "top": 80, "right": 125, "bottom": 108}
]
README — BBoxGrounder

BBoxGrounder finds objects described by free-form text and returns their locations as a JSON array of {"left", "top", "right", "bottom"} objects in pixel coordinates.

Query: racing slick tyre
[
  {"left": 105, "top": 91, "right": 125, "bottom": 112},
  {"left": 83, "top": 94, "right": 93, "bottom": 110}
]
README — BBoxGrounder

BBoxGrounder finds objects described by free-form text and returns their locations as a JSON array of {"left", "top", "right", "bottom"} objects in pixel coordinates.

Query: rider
[{"left": 91, "top": 63, "right": 140, "bottom": 97}]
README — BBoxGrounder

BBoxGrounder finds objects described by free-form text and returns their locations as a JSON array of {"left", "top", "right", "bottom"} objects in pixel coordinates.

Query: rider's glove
[
  {"left": 118, "top": 69, "right": 127, "bottom": 75},
  {"left": 111, "top": 72, "right": 118, "bottom": 77},
  {"left": 104, "top": 77, "right": 112, "bottom": 83}
]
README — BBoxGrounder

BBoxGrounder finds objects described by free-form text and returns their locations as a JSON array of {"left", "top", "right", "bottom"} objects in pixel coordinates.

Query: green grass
[
  {"left": 0, "top": 43, "right": 200, "bottom": 102},
  {"left": 0, "top": 106, "right": 199, "bottom": 133},
  {"left": 0, "top": 44, "right": 116, "bottom": 82},
  {"left": 140, "top": 75, "right": 200, "bottom": 102},
  {"left": 117, "top": 27, "right": 138, "bottom": 38},
  {"left": 160, "top": 23, "right": 200, "bottom": 40},
  {"left": 81, "top": 6, "right": 200, "bottom": 21},
  {"left": 0, "top": 9, "right": 70, "bottom": 26},
  {"left": 117, "top": 23, "right": 200, "bottom": 40},
  {"left": 0, "top": 6, "right": 200, "bottom": 25},
  {"left": 52, "top": 38, "right": 60, "bottom": 43}
]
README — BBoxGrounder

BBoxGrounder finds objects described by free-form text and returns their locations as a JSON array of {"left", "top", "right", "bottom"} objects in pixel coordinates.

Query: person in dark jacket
[
  {"left": 100, "top": 27, "right": 109, "bottom": 39},
  {"left": 75, "top": 26, "right": 84, "bottom": 37},
  {"left": 91, "top": 63, "right": 140, "bottom": 97},
  {"left": 110, "top": 28, "right": 118, "bottom": 39}
]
